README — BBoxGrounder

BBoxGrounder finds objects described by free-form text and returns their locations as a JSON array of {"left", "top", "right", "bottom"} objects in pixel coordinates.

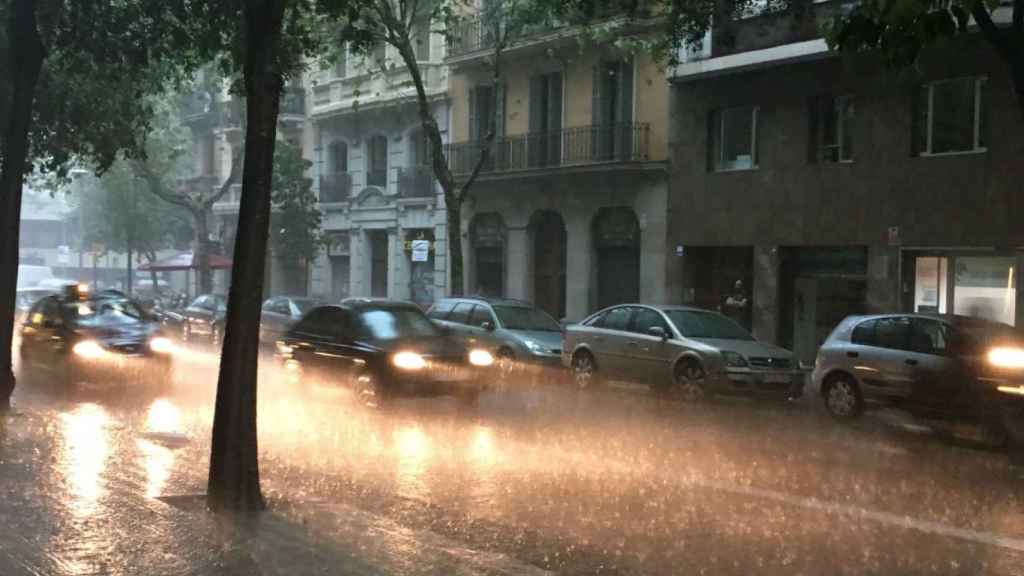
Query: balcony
[
  {"left": 397, "top": 166, "right": 435, "bottom": 198},
  {"left": 319, "top": 172, "right": 352, "bottom": 203},
  {"left": 444, "top": 123, "right": 650, "bottom": 175}
]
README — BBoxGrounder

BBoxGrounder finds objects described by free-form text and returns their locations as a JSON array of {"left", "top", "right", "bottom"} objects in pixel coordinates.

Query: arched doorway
[
  {"left": 532, "top": 211, "right": 566, "bottom": 320},
  {"left": 593, "top": 207, "right": 640, "bottom": 308},
  {"left": 471, "top": 213, "right": 505, "bottom": 297}
]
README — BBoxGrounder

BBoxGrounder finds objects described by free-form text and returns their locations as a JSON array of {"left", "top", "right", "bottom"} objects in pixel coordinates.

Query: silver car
[
  {"left": 813, "top": 314, "right": 1024, "bottom": 442},
  {"left": 427, "top": 297, "right": 563, "bottom": 366},
  {"left": 562, "top": 304, "right": 804, "bottom": 400}
]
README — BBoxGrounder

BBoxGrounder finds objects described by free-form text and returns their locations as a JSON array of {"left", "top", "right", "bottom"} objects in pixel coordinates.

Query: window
[
  {"left": 592, "top": 60, "right": 634, "bottom": 161},
  {"left": 330, "top": 141, "right": 348, "bottom": 173},
  {"left": 367, "top": 135, "right": 388, "bottom": 187},
  {"left": 372, "top": 42, "right": 387, "bottom": 67},
  {"left": 427, "top": 300, "right": 455, "bottom": 320},
  {"left": 412, "top": 19, "right": 431, "bottom": 61},
  {"left": 448, "top": 302, "right": 475, "bottom": 325},
  {"left": 528, "top": 72, "right": 563, "bottom": 167},
  {"left": 470, "top": 85, "right": 495, "bottom": 142},
  {"left": 910, "top": 319, "right": 950, "bottom": 355},
  {"left": 812, "top": 95, "right": 854, "bottom": 163},
  {"left": 602, "top": 307, "right": 633, "bottom": 332},
  {"left": 468, "top": 305, "right": 494, "bottom": 328},
  {"left": 334, "top": 45, "right": 347, "bottom": 78},
  {"left": 851, "top": 319, "right": 876, "bottom": 345},
  {"left": 916, "top": 77, "right": 987, "bottom": 155},
  {"left": 357, "top": 307, "right": 438, "bottom": 340},
  {"left": 294, "top": 307, "right": 348, "bottom": 340},
  {"left": 711, "top": 107, "right": 758, "bottom": 171},
  {"left": 873, "top": 317, "right": 911, "bottom": 351},
  {"left": 665, "top": 310, "right": 754, "bottom": 341},
  {"left": 632, "top": 308, "right": 669, "bottom": 335},
  {"left": 493, "top": 306, "right": 561, "bottom": 331}
]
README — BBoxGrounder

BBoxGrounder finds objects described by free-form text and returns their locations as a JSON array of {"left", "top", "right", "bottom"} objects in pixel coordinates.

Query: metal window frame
[
  {"left": 921, "top": 76, "right": 988, "bottom": 156},
  {"left": 715, "top": 105, "right": 759, "bottom": 171}
]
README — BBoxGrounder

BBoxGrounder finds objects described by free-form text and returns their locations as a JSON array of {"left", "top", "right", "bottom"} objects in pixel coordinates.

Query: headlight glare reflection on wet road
[
  {"left": 149, "top": 337, "right": 175, "bottom": 354},
  {"left": 469, "top": 349, "right": 495, "bottom": 367},
  {"left": 72, "top": 340, "right": 106, "bottom": 360}
]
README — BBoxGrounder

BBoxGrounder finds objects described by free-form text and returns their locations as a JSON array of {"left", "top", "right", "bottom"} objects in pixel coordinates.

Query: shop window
[
  {"left": 914, "top": 256, "right": 949, "bottom": 314},
  {"left": 811, "top": 95, "right": 854, "bottom": 163},
  {"left": 710, "top": 107, "right": 758, "bottom": 171},
  {"left": 953, "top": 257, "right": 1015, "bottom": 325},
  {"left": 915, "top": 77, "right": 987, "bottom": 155}
]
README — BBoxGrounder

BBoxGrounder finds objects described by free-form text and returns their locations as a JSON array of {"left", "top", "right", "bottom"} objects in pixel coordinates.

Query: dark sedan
[
  {"left": 260, "top": 296, "right": 324, "bottom": 345},
  {"left": 276, "top": 299, "right": 495, "bottom": 407},
  {"left": 18, "top": 285, "right": 175, "bottom": 388},
  {"left": 181, "top": 294, "right": 227, "bottom": 344}
]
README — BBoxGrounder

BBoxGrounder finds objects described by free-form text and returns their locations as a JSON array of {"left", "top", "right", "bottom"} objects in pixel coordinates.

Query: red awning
[{"left": 138, "top": 252, "right": 232, "bottom": 272}]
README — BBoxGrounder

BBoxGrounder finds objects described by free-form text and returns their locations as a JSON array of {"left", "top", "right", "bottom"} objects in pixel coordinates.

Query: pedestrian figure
[{"left": 722, "top": 280, "right": 750, "bottom": 329}]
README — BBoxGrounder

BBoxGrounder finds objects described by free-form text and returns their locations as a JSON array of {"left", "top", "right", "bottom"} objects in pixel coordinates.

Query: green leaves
[{"left": 269, "top": 140, "right": 326, "bottom": 265}]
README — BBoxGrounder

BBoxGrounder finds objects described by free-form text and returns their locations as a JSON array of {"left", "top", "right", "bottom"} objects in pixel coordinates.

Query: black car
[
  {"left": 181, "top": 294, "right": 227, "bottom": 344},
  {"left": 260, "top": 296, "right": 324, "bottom": 345},
  {"left": 18, "top": 285, "right": 175, "bottom": 388},
  {"left": 277, "top": 299, "right": 495, "bottom": 407}
]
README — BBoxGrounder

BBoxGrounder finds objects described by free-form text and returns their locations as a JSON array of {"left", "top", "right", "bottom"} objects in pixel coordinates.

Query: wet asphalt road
[{"left": 4, "top": 343, "right": 1024, "bottom": 575}]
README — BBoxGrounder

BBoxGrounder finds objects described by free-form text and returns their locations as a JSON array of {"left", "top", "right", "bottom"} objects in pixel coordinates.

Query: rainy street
[{"left": 3, "top": 344, "right": 1024, "bottom": 576}]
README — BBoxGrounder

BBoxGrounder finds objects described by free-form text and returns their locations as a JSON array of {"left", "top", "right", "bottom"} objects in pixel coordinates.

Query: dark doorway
[
  {"left": 330, "top": 255, "right": 350, "bottom": 301},
  {"left": 471, "top": 213, "right": 505, "bottom": 297},
  {"left": 594, "top": 207, "right": 640, "bottom": 309},
  {"left": 369, "top": 231, "right": 389, "bottom": 297},
  {"left": 686, "top": 246, "right": 754, "bottom": 328},
  {"left": 532, "top": 211, "right": 567, "bottom": 319}
]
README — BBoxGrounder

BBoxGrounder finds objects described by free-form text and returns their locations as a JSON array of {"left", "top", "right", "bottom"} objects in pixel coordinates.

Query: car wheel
[
  {"left": 356, "top": 372, "right": 386, "bottom": 409},
  {"left": 673, "top": 360, "right": 707, "bottom": 403},
  {"left": 823, "top": 374, "right": 864, "bottom": 420},
  {"left": 571, "top": 351, "right": 597, "bottom": 390}
]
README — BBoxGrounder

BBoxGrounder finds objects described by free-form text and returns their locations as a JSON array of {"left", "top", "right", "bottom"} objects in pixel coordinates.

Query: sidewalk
[{"left": 0, "top": 405, "right": 547, "bottom": 576}]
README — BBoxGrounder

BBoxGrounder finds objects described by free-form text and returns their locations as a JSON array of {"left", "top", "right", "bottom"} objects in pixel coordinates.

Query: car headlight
[
  {"left": 72, "top": 340, "right": 106, "bottom": 359},
  {"left": 392, "top": 351, "right": 426, "bottom": 370},
  {"left": 988, "top": 347, "right": 1024, "bottom": 369},
  {"left": 149, "top": 337, "right": 175, "bottom": 354},
  {"left": 469, "top": 349, "right": 495, "bottom": 367},
  {"left": 721, "top": 350, "right": 748, "bottom": 368},
  {"left": 275, "top": 340, "right": 294, "bottom": 355}
]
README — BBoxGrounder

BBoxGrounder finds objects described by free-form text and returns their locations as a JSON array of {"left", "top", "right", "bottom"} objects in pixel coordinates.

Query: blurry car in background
[
  {"left": 18, "top": 285, "right": 174, "bottom": 387},
  {"left": 181, "top": 293, "right": 227, "bottom": 344},
  {"left": 427, "top": 297, "right": 563, "bottom": 366},
  {"left": 261, "top": 296, "right": 324, "bottom": 345},
  {"left": 813, "top": 314, "right": 1024, "bottom": 445},
  {"left": 563, "top": 304, "right": 803, "bottom": 400},
  {"left": 277, "top": 299, "right": 494, "bottom": 407},
  {"left": 16, "top": 287, "right": 57, "bottom": 324}
]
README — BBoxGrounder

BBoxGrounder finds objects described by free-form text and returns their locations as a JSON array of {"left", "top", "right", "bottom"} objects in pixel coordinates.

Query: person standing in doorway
[{"left": 722, "top": 280, "right": 750, "bottom": 330}]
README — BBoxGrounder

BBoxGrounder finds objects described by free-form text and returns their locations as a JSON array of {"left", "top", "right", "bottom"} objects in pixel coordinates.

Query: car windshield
[
  {"left": 493, "top": 306, "right": 561, "bottom": 331},
  {"left": 357, "top": 307, "right": 438, "bottom": 340},
  {"left": 666, "top": 310, "right": 755, "bottom": 341},
  {"left": 67, "top": 298, "right": 145, "bottom": 327}
]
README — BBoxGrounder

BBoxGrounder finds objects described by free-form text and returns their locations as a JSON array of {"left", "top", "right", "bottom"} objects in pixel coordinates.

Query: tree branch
[
  {"left": 133, "top": 160, "right": 193, "bottom": 210},
  {"left": 456, "top": 133, "right": 494, "bottom": 203},
  {"left": 204, "top": 147, "right": 244, "bottom": 207}
]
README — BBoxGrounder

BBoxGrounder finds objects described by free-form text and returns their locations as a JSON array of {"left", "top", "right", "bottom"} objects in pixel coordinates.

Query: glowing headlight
[
  {"left": 149, "top": 337, "right": 175, "bottom": 354},
  {"left": 275, "top": 340, "right": 294, "bottom": 355},
  {"left": 988, "top": 347, "right": 1024, "bottom": 369},
  {"left": 392, "top": 351, "right": 426, "bottom": 370},
  {"left": 721, "top": 350, "right": 748, "bottom": 368},
  {"left": 72, "top": 340, "right": 106, "bottom": 359},
  {"left": 469, "top": 349, "right": 495, "bottom": 367}
]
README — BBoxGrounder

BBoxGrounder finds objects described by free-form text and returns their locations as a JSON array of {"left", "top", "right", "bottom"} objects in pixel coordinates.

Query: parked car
[
  {"left": 276, "top": 299, "right": 495, "bottom": 407},
  {"left": 427, "top": 297, "right": 563, "bottom": 366},
  {"left": 261, "top": 296, "right": 324, "bottom": 344},
  {"left": 18, "top": 285, "right": 174, "bottom": 387},
  {"left": 562, "top": 304, "right": 804, "bottom": 400},
  {"left": 813, "top": 314, "right": 1024, "bottom": 444},
  {"left": 16, "top": 287, "right": 57, "bottom": 324},
  {"left": 181, "top": 294, "right": 227, "bottom": 344}
]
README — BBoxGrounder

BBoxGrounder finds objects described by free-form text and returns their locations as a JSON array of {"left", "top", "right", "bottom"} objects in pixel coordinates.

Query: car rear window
[{"left": 427, "top": 300, "right": 456, "bottom": 320}]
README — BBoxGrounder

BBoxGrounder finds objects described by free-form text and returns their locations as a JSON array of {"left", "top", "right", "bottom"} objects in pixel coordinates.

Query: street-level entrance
[
  {"left": 594, "top": 207, "right": 640, "bottom": 310},
  {"left": 903, "top": 250, "right": 1017, "bottom": 326},
  {"left": 472, "top": 213, "right": 506, "bottom": 297},
  {"left": 369, "top": 231, "right": 389, "bottom": 297},
  {"left": 532, "top": 210, "right": 566, "bottom": 320}
]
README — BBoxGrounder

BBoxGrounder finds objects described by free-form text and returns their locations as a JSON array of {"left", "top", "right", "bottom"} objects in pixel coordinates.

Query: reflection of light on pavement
[
  {"left": 468, "top": 426, "right": 501, "bottom": 505},
  {"left": 137, "top": 439, "right": 174, "bottom": 498},
  {"left": 394, "top": 426, "right": 432, "bottom": 500},
  {"left": 470, "top": 425, "right": 499, "bottom": 466},
  {"left": 146, "top": 398, "right": 182, "bottom": 434},
  {"left": 59, "top": 404, "right": 110, "bottom": 515}
]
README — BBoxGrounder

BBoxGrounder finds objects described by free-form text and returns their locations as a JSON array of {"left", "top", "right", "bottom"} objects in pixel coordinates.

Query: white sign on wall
[
  {"left": 57, "top": 245, "right": 71, "bottom": 265},
  {"left": 410, "top": 240, "right": 430, "bottom": 262}
]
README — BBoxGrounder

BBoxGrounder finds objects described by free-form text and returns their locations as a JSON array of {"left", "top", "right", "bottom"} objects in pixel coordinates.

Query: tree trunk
[
  {"left": 194, "top": 207, "right": 213, "bottom": 294},
  {"left": 0, "top": 0, "right": 45, "bottom": 412},
  {"left": 206, "top": 0, "right": 286, "bottom": 513},
  {"left": 126, "top": 245, "right": 133, "bottom": 295}
]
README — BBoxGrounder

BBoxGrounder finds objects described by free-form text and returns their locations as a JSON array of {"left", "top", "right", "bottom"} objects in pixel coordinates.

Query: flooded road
[{"left": 3, "top": 345, "right": 1024, "bottom": 575}]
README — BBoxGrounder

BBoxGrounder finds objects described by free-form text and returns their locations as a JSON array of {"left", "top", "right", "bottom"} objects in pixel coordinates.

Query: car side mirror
[
  {"left": 481, "top": 321, "right": 495, "bottom": 332},
  {"left": 648, "top": 326, "right": 668, "bottom": 341}
]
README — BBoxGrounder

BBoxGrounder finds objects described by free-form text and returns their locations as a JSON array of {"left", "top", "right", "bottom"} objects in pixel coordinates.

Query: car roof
[
  {"left": 846, "top": 312, "right": 1018, "bottom": 328},
  {"left": 436, "top": 296, "right": 532, "bottom": 307},
  {"left": 339, "top": 297, "right": 421, "bottom": 310}
]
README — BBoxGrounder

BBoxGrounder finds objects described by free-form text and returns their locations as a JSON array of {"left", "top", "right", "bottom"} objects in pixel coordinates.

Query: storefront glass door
[{"left": 913, "top": 255, "right": 1016, "bottom": 325}]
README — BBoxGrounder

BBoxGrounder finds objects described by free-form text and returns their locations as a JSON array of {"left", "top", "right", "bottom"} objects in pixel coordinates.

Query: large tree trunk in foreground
[
  {"left": 0, "top": 0, "right": 45, "bottom": 412},
  {"left": 194, "top": 207, "right": 213, "bottom": 294},
  {"left": 207, "top": 0, "right": 286, "bottom": 512}
]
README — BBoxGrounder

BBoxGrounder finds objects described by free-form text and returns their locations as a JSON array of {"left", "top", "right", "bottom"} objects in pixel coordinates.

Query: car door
[
  {"left": 444, "top": 302, "right": 476, "bottom": 342},
  {"left": 854, "top": 316, "right": 916, "bottom": 399},
  {"left": 21, "top": 297, "right": 59, "bottom": 371},
  {"left": 287, "top": 307, "right": 357, "bottom": 384},
  {"left": 185, "top": 295, "right": 214, "bottom": 336},
  {"left": 588, "top": 306, "right": 635, "bottom": 379},
  {"left": 260, "top": 298, "right": 290, "bottom": 342},
  {"left": 624, "top": 307, "right": 674, "bottom": 385},
  {"left": 907, "top": 318, "right": 961, "bottom": 414},
  {"left": 465, "top": 304, "right": 498, "bottom": 350}
]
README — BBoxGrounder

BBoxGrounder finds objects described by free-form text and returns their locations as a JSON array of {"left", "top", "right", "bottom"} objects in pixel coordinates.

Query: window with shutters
[
  {"left": 528, "top": 72, "right": 563, "bottom": 167},
  {"left": 915, "top": 77, "right": 987, "bottom": 155},
  {"left": 592, "top": 59, "right": 634, "bottom": 161},
  {"left": 367, "top": 135, "right": 388, "bottom": 187}
]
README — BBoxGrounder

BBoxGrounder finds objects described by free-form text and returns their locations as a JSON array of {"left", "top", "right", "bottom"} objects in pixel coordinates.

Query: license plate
[{"left": 763, "top": 373, "right": 791, "bottom": 384}]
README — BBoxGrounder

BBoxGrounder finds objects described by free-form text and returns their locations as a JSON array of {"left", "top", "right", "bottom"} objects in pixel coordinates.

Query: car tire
[
  {"left": 672, "top": 360, "right": 708, "bottom": 403},
  {"left": 823, "top": 373, "right": 864, "bottom": 420},
  {"left": 571, "top": 351, "right": 598, "bottom": 390}
]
